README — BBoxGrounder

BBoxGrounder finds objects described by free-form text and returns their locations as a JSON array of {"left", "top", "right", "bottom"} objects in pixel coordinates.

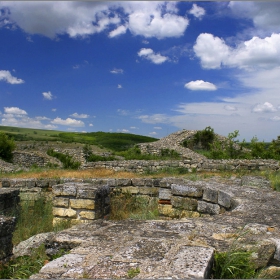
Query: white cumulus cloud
[
  {"left": 189, "top": 4, "right": 205, "bottom": 19},
  {"left": 42, "top": 91, "right": 53, "bottom": 100},
  {"left": 70, "top": 113, "right": 89, "bottom": 119},
  {"left": 110, "top": 68, "right": 123, "bottom": 74},
  {"left": 109, "top": 25, "right": 127, "bottom": 38},
  {"left": 138, "top": 48, "right": 168, "bottom": 64},
  {"left": 4, "top": 107, "right": 27, "bottom": 115},
  {"left": 252, "top": 102, "right": 277, "bottom": 113},
  {"left": 194, "top": 32, "right": 280, "bottom": 70},
  {"left": 184, "top": 80, "right": 217, "bottom": 91},
  {"left": 0, "top": 2, "right": 189, "bottom": 40},
  {"left": 0, "top": 70, "right": 24, "bottom": 84},
  {"left": 229, "top": 2, "right": 280, "bottom": 33},
  {"left": 51, "top": 117, "right": 85, "bottom": 127}
]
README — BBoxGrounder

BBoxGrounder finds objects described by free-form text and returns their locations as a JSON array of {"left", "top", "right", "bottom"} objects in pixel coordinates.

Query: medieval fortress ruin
[{"left": 1, "top": 129, "right": 280, "bottom": 278}]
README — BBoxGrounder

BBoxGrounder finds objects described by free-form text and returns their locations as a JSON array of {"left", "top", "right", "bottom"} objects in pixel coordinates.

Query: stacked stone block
[
  {"left": 52, "top": 182, "right": 111, "bottom": 225},
  {"left": 0, "top": 188, "right": 19, "bottom": 263},
  {"left": 51, "top": 178, "right": 235, "bottom": 225}
]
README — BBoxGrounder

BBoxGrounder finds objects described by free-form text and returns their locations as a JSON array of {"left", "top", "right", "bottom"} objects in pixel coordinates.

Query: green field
[{"left": 0, "top": 125, "right": 158, "bottom": 152}]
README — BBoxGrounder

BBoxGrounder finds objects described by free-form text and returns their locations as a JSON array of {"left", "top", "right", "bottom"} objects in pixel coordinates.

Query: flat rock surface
[{"left": 31, "top": 176, "right": 280, "bottom": 279}]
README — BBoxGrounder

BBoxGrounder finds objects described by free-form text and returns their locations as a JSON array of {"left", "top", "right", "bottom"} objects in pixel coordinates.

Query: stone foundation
[
  {"left": 0, "top": 188, "right": 20, "bottom": 263},
  {"left": 51, "top": 178, "right": 236, "bottom": 224}
]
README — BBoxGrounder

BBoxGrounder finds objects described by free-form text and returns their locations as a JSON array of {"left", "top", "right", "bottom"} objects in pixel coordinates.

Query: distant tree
[{"left": 0, "top": 132, "right": 16, "bottom": 161}]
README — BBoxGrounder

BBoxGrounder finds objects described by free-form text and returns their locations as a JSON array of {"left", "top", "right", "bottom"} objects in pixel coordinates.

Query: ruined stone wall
[
  {"left": 82, "top": 159, "right": 280, "bottom": 173},
  {"left": 0, "top": 188, "right": 20, "bottom": 263},
  {"left": 50, "top": 178, "right": 236, "bottom": 225},
  {"left": 12, "top": 151, "right": 62, "bottom": 168}
]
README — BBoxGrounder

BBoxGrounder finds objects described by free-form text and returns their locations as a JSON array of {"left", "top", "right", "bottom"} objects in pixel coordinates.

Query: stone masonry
[
  {"left": 29, "top": 175, "right": 280, "bottom": 279},
  {"left": 0, "top": 188, "right": 19, "bottom": 263}
]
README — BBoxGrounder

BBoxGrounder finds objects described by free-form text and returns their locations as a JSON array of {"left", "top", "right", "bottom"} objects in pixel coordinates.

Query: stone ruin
[{"left": 2, "top": 175, "right": 280, "bottom": 278}]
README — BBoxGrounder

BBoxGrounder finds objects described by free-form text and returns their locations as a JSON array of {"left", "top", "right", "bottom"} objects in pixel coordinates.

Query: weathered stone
[
  {"left": 171, "top": 183, "right": 203, "bottom": 197},
  {"left": 76, "top": 187, "right": 98, "bottom": 199},
  {"left": 70, "top": 199, "right": 96, "bottom": 210},
  {"left": 197, "top": 201, "right": 220, "bottom": 215},
  {"left": 79, "top": 211, "right": 96, "bottom": 220},
  {"left": 159, "top": 188, "right": 171, "bottom": 200},
  {"left": 13, "top": 232, "right": 55, "bottom": 258},
  {"left": 218, "top": 190, "right": 232, "bottom": 209},
  {"left": 203, "top": 188, "right": 218, "bottom": 203},
  {"left": 52, "top": 183, "right": 77, "bottom": 197},
  {"left": 53, "top": 207, "right": 77, "bottom": 218},
  {"left": 171, "top": 196, "right": 198, "bottom": 211},
  {"left": 158, "top": 204, "right": 174, "bottom": 217},
  {"left": 257, "top": 266, "right": 280, "bottom": 279},
  {"left": 241, "top": 176, "right": 271, "bottom": 188},
  {"left": 53, "top": 197, "right": 69, "bottom": 208},
  {"left": 138, "top": 187, "right": 158, "bottom": 196},
  {"left": 120, "top": 186, "right": 139, "bottom": 194}
]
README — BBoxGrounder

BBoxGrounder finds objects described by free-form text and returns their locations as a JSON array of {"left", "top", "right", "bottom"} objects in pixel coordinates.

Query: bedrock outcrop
[{"left": 28, "top": 176, "right": 280, "bottom": 279}]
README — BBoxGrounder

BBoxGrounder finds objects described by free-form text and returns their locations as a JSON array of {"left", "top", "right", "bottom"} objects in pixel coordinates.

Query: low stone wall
[
  {"left": 1, "top": 178, "right": 60, "bottom": 201},
  {"left": 51, "top": 178, "right": 236, "bottom": 225},
  {"left": 0, "top": 188, "right": 20, "bottom": 263},
  {"left": 82, "top": 159, "right": 280, "bottom": 173},
  {"left": 12, "top": 151, "right": 62, "bottom": 168}
]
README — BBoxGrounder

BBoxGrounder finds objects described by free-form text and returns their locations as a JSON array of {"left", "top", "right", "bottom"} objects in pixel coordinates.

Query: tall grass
[
  {"left": 0, "top": 196, "right": 71, "bottom": 279},
  {"left": 109, "top": 190, "right": 159, "bottom": 220},
  {"left": 212, "top": 231, "right": 256, "bottom": 279}
]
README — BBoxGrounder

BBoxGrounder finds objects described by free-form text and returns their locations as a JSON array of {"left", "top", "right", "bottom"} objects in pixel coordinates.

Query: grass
[
  {"left": 212, "top": 231, "right": 257, "bottom": 279},
  {"left": 109, "top": 190, "right": 159, "bottom": 220},
  {"left": 0, "top": 196, "right": 71, "bottom": 279},
  {"left": 0, "top": 125, "right": 158, "bottom": 151},
  {"left": 267, "top": 171, "right": 280, "bottom": 191},
  {"left": 0, "top": 245, "right": 48, "bottom": 279}
]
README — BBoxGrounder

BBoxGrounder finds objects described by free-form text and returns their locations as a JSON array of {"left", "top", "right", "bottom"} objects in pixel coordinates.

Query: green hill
[{"left": 0, "top": 126, "right": 158, "bottom": 152}]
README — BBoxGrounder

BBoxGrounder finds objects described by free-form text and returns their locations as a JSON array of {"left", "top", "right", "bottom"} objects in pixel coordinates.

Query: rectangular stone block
[
  {"left": 76, "top": 187, "right": 98, "bottom": 199},
  {"left": 53, "top": 197, "right": 69, "bottom": 208},
  {"left": 171, "top": 184, "right": 203, "bottom": 197},
  {"left": 171, "top": 196, "right": 198, "bottom": 211},
  {"left": 53, "top": 207, "right": 77, "bottom": 218},
  {"left": 197, "top": 201, "right": 220, "bottom": 215},
  {"left": 26, "top": 180, "right": 36, "bottom": 188},
  {"left": 116, "top": 179, "right": 132, "bottom": 186},
  {"left": 159, "top": 178, "right": 184, "bottom": 188},
  {"left": 120, "top": 186, "right": 139, "bottom": 194},
  {"left": 158, "top": 204, "right": 174, "bottom": 217},
  {"left": 218, "top": 191, "right": 232, "bottom": 209},
  {"left": 159, "top": 188, "right": 172, "bottom": 200},
  {"left": 138, "top": 187, "right": 158, "bottom": 196},
  {"left": 203, "top": 188, "right": 218, "bottom": 203},
  {"left": 70, "top": 199, "right": 96, "bottom": 210},
  {"left": 36, "top": 180, "right": 49, "bottom": 188},
  {"left": 1, "top": 180, "right": 10, "bottom": 188},
  {"left": 52, "top": 183, "right": 77, "bottom": 197},
  {"left": 170, "top": 246, "right": 214, "bottom": 279},
  {"left": 79, "top": 211, "right": 96, "bottom": 220}
]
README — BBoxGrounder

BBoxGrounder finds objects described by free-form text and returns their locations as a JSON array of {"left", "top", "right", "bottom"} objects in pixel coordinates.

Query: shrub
[
  {"left": 87, "top": 154, "right": 116, "bottom": 162},
  {"left": 83, "top": 144, "right": 93, "bottom": 162},
  {"left": 0, "top": 132, "right": 16, "bottom": 161},
  {"left": 47, "top": 149, "right": 80, "bottom": 169},
  {"left": 196, "top": 126, "right": 215, "bottom": 150}
]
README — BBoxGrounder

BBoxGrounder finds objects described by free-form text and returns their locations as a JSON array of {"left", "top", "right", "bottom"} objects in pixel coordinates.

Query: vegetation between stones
[{"left": 0, "top": 197, "right": 71, "bottom": 279}]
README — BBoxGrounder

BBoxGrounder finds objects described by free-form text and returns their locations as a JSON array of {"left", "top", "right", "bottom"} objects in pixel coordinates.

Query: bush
[
  {"left": 0, "top": 132, "right": 16, "bottom": 161},
  {"left": 47, "top": 149, "right": 80, "bottom": 169}
]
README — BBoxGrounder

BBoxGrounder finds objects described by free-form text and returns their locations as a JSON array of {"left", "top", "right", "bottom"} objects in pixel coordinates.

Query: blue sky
[{"left": 0, "top": 1, "right": 280, "bottom": 141}]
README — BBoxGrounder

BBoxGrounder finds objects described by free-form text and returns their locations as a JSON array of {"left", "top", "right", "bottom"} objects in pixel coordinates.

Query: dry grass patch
[{"left": 0, "top": 168, "right": 141, "bottom": 179}]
